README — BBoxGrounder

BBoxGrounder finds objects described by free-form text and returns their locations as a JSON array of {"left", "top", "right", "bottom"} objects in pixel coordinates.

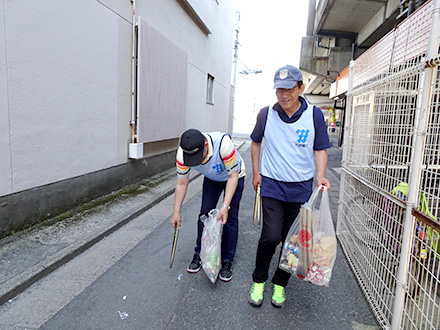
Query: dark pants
[
  {"left": 252, "top": 197, "right": 302, "bottom": 287},
  {"left": 194, "top": 176, "right": 245, "bottom": 263}
]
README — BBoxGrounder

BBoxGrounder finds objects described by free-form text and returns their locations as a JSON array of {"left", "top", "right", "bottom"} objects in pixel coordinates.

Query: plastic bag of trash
[
  {"left": 279, "top": 186, "right": 337, "bottom": 287},
  {"left": 200, "top": 209, "right": 223, "bottom": 284},
  {"left": 279, "top": 214, "right": 301, "bottom": 276}
]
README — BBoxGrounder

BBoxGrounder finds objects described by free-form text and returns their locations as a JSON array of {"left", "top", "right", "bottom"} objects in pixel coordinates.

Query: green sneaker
[
  {"left": 248, "top": 282, "right": 265, "bottom": 307},
  {"left": 271, "top": 284, "right": 286, "bottom": 308}
]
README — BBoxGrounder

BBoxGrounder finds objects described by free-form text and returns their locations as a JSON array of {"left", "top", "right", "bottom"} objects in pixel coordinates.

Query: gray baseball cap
[{"left": 273, "top": 65, "right": 303, "bottom": 89}]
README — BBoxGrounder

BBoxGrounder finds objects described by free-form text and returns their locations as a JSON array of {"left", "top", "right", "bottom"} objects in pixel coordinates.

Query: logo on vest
[
  {"left": 213, "top": 163, "right": 224, "bottom": 173},
  {"left": 296, "top": 129, "right": 309, "bottom": 144}
]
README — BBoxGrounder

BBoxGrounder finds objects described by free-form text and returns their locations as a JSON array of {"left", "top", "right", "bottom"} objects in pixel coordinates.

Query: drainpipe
[
  {"left": 351, "top": 41, "right": 356, "bottom": 60},
  {"left": 130, "top": 0, "right": 137, "bottom": 143},
  {"left": 391, "top": 1, "right": 440, "bottom": 329},
  {"left": 408, "top": 0, "right": 415, "bottom": 16}
]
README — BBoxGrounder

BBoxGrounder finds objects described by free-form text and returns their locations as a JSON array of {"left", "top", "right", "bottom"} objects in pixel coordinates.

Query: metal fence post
[
  {"left": 391, "top": 1, "right": 440, "bottom": 328},
  {"left": 337, "top": 60, "right": 354, "bottom": 237}
]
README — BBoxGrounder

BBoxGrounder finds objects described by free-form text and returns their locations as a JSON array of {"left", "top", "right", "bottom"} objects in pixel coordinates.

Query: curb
[{"left": 0, "top": 187, "right": 176, "bottom": 306}]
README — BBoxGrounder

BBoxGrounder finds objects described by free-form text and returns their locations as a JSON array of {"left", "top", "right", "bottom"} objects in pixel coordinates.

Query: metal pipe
[
  {"left": 408, "top": 0, "right": 415, "bottom": 16},
  {"left": 351, "top": 41, "right": 355, "bottom": 60},
  {"left": 391, "top": 1, "right": 440, "bottom": 328},
  {"left": 342, "top": 60, "right": 354, "bottom": 166},
  {"left": 130, "top": 0, "right": 137, "bottom": 143}
]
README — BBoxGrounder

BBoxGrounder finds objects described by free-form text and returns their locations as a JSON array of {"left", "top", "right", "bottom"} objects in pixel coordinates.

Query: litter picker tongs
[
  {"left": 253, "top": 185, "right": 261, "bottom": 226},
  {"left": 169, "top": 224, "right": 179, "bottom": 268}
]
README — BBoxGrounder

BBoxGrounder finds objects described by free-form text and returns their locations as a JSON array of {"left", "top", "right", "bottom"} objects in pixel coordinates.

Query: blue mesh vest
[
  {"left": 192, "top": 132, "right": 242, "bottom": 182},
  {"left": 260, "top": 103, "right": 315, "bottom": 182}
]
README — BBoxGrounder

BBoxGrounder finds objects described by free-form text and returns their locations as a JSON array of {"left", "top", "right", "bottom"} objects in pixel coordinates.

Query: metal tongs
[
  {"left": 253, "top": 185, "right": 261, "bottom": 226},
  {"left": 169, "top": 224, "right": 179, "bottom": 268}
]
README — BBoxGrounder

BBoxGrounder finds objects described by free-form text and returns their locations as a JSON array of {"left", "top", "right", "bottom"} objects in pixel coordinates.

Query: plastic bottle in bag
[{"left": 200, "top": 209, "right": 223, "bottom": 284}]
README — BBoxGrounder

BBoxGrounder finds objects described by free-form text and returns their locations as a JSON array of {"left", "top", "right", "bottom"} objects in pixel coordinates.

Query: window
[{"left": 206, "top": 74, "right": 214, "bottom": 104}]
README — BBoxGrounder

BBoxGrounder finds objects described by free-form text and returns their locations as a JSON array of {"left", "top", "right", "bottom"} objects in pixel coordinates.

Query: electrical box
[{"left": 129, "top": 143, "right": 143, "bottom": 159}]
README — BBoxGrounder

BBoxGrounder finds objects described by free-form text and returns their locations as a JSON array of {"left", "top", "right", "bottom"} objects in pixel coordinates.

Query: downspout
[
  {"left": 351, "top": 40, "right": 356, "bottom": 60},
  {"left": 408, "top": 0, "right": 415, "bottom": 16},
  {"left": 130, "top": 0, "right": 137, "bottom": 143},
  {"left": 391, "top": 1, "right": 440, "bottom": 329}
]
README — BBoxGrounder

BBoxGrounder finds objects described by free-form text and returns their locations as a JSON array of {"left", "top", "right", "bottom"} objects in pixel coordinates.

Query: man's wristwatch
[{"left": 222, "top": 204, "right": 231, "bottom": 210}]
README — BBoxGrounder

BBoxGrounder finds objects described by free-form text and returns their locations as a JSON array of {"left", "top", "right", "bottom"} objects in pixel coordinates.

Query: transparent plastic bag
[
  {"left": 279, "top": 186, "right": 337, "bottom": 287},
  {"left": 200, "top": 209, "right": 223, "bottom": 284},
  {"left": 279, "top": 214, "right": 301, "bottom": 276}
]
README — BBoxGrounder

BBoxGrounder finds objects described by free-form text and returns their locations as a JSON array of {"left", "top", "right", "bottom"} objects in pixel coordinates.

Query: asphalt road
[{"left": 0, "top": 141, "right": 380, "bottom": 330}]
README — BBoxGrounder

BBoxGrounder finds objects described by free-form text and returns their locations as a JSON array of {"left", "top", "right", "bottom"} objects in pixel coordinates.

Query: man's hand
[
  {"left": 170, "top": 212, "right": 182, "bottom": 229},
  {"left": 217, "top": 206, "right": 229, "bottom": 225},
  {"left": 316, "top": 175, "right": 331, "bottom": 191},
  {"left": 252, "top": 173, "right": 262, "bottom": 192}
]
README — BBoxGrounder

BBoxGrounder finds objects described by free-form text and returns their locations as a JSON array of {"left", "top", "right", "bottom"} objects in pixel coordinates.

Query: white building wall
[
  {"left": 136, "top": 0, "right": 234, "bottom": 132},
  {"left": 0, "top": 4, "right": 11, "bottom": 196},
  {"left": 1, "top": 0, "right": 132, "bottom": 194},
  {"left": 0, "top": 0, "right": 235, "bottom": 199}
]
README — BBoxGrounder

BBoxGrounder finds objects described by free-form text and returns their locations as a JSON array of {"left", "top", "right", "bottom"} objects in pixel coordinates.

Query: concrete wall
[
  {"left": 0, "top": 0, "right": 235, "bottom": 237},
  {"left": 357, "top": 0, "right": 400, "bottom": 46},
  {"left": 300, "top": 36, "right": 331, "bottom": 76}
]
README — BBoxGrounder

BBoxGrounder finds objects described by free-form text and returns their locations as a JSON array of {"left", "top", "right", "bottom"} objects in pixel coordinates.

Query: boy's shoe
[
  {"left": 271, "top": 284, "right": 286, "bottom": 308},
  {"left": 248, "top": 282, "right": 265, "bottom": 307},
  {"left": 219, "top": 262, "right": 233, "bottom": 282},
  {"left": 187, "top": 254, "right": 201, "bottom": 273}
]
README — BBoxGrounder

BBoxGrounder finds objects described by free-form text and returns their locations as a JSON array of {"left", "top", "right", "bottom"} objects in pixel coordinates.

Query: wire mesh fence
[
  {"left": 337, "top": 1, "right": 440, "bottom": 328},
  {"left": 338, "top": 172, "right": 405, "bottom": 328}
]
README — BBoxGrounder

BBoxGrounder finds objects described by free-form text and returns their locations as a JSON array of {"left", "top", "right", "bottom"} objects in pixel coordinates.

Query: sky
[{"left": 232, "top": 0, "right": 309, "bottom": 135}]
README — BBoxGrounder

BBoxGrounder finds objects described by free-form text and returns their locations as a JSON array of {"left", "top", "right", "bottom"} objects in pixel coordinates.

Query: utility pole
[
  {"left": 230, "top": 11, "right": 262, "bottom": 136},
  {"left": 229, "top": 11, "right": 241, "bottom": 136},
  {"left": 232, "top": 11, "right": 240, "bottom": 87}
]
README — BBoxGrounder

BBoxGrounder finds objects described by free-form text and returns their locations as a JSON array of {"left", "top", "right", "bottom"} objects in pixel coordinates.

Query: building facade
[
  {"left": 0, "top": 0, "right": 235, "bottom": 237},
  {"left": 299, "top": 0, "right": 428, "bottom": 147}
]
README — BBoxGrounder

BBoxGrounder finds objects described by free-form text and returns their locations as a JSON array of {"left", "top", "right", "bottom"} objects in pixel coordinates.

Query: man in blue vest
[
  {"left": 171, "top": 129, "right": 246, "bottom": 281},
  {"left": 248, "top": 65, "right": 331, "bottom": 307}
]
